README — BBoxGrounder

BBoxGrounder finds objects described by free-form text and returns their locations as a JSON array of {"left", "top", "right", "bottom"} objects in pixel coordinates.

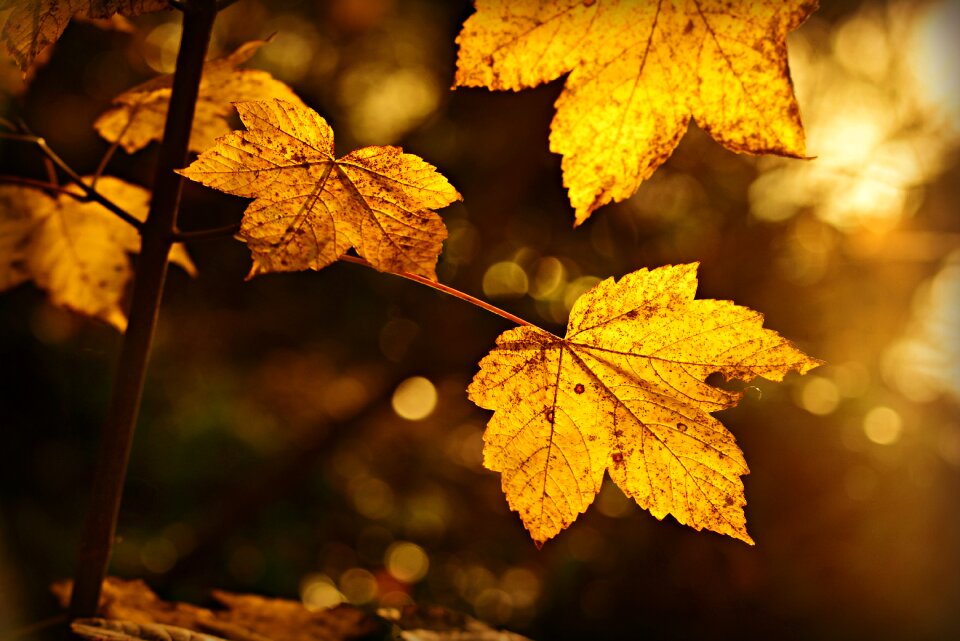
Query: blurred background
[{"left": 1, "top": 0, "right": 958, "bottom": 639}]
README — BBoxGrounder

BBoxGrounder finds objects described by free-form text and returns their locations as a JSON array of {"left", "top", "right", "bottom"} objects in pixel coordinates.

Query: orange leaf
[
  {"left": 0, "top": 178, "right": 195, "bottom": 330},
  {"left": 468, "top": 263, "right": 821, "bottom": 545},
  {"left": 0, "top": 0, "right": 169, "bottom": 70},
  {"left": 96, "top": 40, "right": 306, "bottom": 155},
  {"left": 178, "top": 99, "right": 461, "bottom": 280},
  {"left": 455, "top": 0, "right": 816, "bottom": 224}
]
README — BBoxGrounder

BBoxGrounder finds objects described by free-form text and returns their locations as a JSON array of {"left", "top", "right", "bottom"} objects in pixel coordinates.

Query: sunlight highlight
[
  {"left": 750, "top": 1, "right": 960, "bottom": 232},
  {"left": 391, "top": 376, "right": 437, "bottom": 420}
]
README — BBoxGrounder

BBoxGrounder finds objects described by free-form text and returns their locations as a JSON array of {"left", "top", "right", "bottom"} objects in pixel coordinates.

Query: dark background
[{"left": 1, "top": 1, "right": 958, "bottom": 639}]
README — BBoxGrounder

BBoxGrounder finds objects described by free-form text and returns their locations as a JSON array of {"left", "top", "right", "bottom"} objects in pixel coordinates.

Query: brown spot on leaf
[{"left": 574, "top": 383, "right": 585, "bottom": 394}]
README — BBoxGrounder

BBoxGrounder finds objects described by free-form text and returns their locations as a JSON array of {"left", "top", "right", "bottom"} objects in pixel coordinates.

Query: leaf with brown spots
[
  {"left": 177, "top": 99, "right": 461, "bottom": 279},
  {"left": 96, "top": 40, "right": 306, "bottom": 155},
  {"left": 468, "top": 263, "right": 821, "bottom": 545},
  {"left": 0, "top": 0, "right": 169, "bottom": 70},
  {"left": 0, "top": 178, "right": 195, "bottom": 330},
  {"left": 455, "top": 0, "right": 816, "bottom": 224}
]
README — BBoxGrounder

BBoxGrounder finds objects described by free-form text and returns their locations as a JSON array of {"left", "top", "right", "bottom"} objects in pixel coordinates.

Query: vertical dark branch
[{"left": 68, "top": 0, "right": 218, "bottom": 618}]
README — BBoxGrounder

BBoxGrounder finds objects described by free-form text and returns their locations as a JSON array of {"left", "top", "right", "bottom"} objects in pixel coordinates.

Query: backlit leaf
[
  {"left": 468, "top": 263, "right": 821, "bottom": 545},
  {"left": 0, "top": 177, "right": 195, "bottom": 330},
  {"left": 0, "top": 0, "right": 169, "bottom": 70},
  {"left": 178, "top": 99, "right": 461, "bottom": 279},
  {"left": 96, "top": 40, "right": 306, "bottom": 155},
  {"left": 455, "top": 0, "right": 816, "bottom": 224}
]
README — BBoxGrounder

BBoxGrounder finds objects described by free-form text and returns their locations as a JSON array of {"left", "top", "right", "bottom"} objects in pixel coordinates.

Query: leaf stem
[
  {"left": 169, "top": 221, "right": 241, "bottom": 242},
  {"left": 68, "top": 0, "right": 218, "bottom": 618},
  {"left": 0, "top": 131, "right": 143, "bottom": 231},
  {"left": 339, "top": 255, "right": 541, "bottom": 330}
]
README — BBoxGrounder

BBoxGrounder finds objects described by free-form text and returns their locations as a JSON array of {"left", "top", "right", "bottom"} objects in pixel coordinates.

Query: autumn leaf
[
  {"left": 178, "top": 99, "right": 461, "bottom": 279},
  {"left": 54, "top": 578, "right": 532, "bottom": 641},
  {"left": 381, "top": 605, "right": 534, "bottom": 641},
  {"left": 455, "top": 0, "right": 816, "bottom": 224},
  {"left": 73, "top": 619, "right": 227, "bottom": 641},
  {"left": 0, "top": 177, "right": 195, "bottom": 329},
  {"left": 0, "top": 0, "right": 169, "bottom": 70},
  {"left": 53, "top": 577, "right": 388, "bottom": 641},
  {"left": 96, "top": 40, "right": 306, "bottom": 155},
  {"left": 468, "top": 263, "right": 820, "bottom": 545}
]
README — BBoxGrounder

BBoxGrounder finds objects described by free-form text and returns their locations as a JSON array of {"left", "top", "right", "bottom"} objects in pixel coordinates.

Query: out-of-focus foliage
[
  {"left": 0, "top": 0, "right": 169, "bottom": 69},
  {"left": 54, "top": 577, "right": 384, "bottom": 641},
  {"left": 179, "top": 99, "right": 460, "bottom": 279},
  {"left": 95, "top": 40, "right": 305, "bottom": 155},
  {"left": 455, "top": 0, "right": 813, "bottom": 224},
  {"left": 0, "top": 178, "right": 193, "bottom": 329}
]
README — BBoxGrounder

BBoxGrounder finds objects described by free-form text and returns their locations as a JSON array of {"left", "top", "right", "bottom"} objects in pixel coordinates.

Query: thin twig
[
  {"left": 0, "top": 131, "right": 144, "bottom": 231},
  {"left": 0, "top": 175, "right": 88, "bottom": 199},
  {"left": 42, "top": 156, "right": 58, "bottom": 187},
  {"left": 93, "top": 102, "right": 144, "bottom": 187},
  {"left": 170, "top": 221, "right": 241, "bottom": 242},
  {"left": 339, "top": 254, "right": 543, "bottom": 331}
]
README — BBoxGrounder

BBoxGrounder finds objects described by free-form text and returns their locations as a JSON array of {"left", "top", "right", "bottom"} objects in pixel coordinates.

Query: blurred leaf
[
  {"left": 54, "top": 578, "right": 384, "bottom": 641},
  {"left": 381, "top": 605, "right": 533, "bottom": 641},
  {"left": 0, "top": 177, "right": 195, "bottom": 330},
  {"left": 0, "top": 0, "right": 169, "bottom": 70},
  {"left": 178, "top": 99, "right": 461, "bottom": 279},
  {"left": 455, "top": 0, "right": 815, "bottom": 224},
  {"left": 96, "top": 40, "right": 306, "bottom": 155},
  {"left": 468, "top": 263, "right": 821, "bottom": 545},
  {"left": 73, "top": 619, "right": 228, "bottom": 641}
]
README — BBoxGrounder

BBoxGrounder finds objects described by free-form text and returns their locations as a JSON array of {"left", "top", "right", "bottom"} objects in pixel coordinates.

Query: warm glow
[
  {"left": 798, "top": 376, "right": 840, "bottom": 416},
  {"left": 391, "top": 376, "right": 438, "bottom": 420},
  {"left": 750, "top": 1, "right": 960, "bottom": 231},
  {"left": 482, "top": 261, "right": 529, "bottom": 298},
  {"left": 385, "top": 541, "right": 429, "bottom": 583},
  {"left": 338, "top": 567, "right": 379, "bottom": 604},
  {"left": 863, "top": 406, "right": 903, "bottom": 445},
  {"left": 300, "top": 573, "right": 343, "bottom": 610},
  {"left": 143, "top": 22, "right": 182, "bottom": 73}
]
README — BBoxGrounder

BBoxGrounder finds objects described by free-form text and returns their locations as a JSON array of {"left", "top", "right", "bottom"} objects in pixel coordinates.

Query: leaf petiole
[
  {"left": 340, "top": 254, "right": 551, "bottom": 333},
  {"left": 169, "top": 221, "right": 241, "bottom": 242}
]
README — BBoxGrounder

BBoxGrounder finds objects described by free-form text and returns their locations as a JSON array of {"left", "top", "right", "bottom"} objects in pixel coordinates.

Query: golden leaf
[
  {"left": 0, "top": 177, "right": 195, "bottom": 330},
  {"left": 178, "top": 99, "right": 461, "bottom": 280},
  {"left": 455, "top": 0, "right": 816, "bottom": 224},
  {"left": 0, "top": 0, "right": 169, "bottom": 70},
  {"left": 468, "top": 263, "right": 821, "bottom": 545},
  {"left": 96, "top": 40, "right": 306, "bottom": 155}
]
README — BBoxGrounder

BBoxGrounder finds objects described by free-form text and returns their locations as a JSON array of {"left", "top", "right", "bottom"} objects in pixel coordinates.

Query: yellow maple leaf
[
  {"left": 455, "top": 0, "right": 816, "bottom": 225},
  {"left": 96, "top": 40, "right": 307, "bottom": 155},
  {"left": 468, "top": 263, "right": 820, "bottom": 545},
  {"left": 178, "top": 99, "right": 461, "bottom": 280},
  {"left": 0, "top": 177, "right": 195, "bottom": 330},
  {"left": 0, "top": 0, "right": 169, "bottom": 70}
]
